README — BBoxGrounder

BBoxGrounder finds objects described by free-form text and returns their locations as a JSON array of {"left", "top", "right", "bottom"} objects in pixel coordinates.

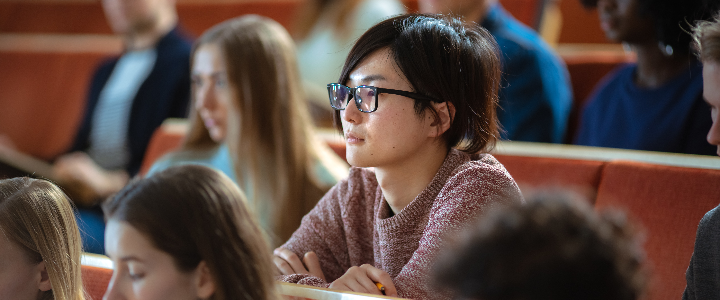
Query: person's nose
[
  {"left": 103, "top": 271, "right": 125, "bottom": 300},
  {"left": 195, "top": 84, "right": 217, "bottom": 112},
  {"left": 707, "top": 116, "right": 720, "bottom": 152},
  {"left": 341, "top": 98, "right": 364, "bottom": 125}
]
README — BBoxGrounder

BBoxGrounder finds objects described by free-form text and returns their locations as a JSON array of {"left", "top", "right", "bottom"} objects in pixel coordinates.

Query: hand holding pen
[{"left": 328, "top": 264, "right": 397, "bottom": 297}]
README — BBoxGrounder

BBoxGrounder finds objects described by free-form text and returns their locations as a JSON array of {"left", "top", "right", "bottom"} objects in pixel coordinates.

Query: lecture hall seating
[
  {"left": 494, "top": 142, "right": 720, "bottom": 300},
  {"left": 0, "top": 49, "right": 113, "bottom": 160},
  {"left": 595, "top": 161, "right": 720, "bottom": 300},
  {"left": 0, "top": 0, "right": 549, "bottom": 36},
  {"left": 139, "top": 122, "right": 720, "bottom": 300},
  {"left": 0, "top": 0, "right": 601, "bottom": 160},
  {"left": 81, "top": 253, "right": 114, "bottom": 300}
]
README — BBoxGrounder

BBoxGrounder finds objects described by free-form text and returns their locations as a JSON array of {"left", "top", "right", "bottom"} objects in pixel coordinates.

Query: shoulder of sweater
[
  {"left": 322, "top": 167, "right": 378, "bottom": 204},
  {"left": 454, "top": 153, "right": 508, "bottom": 174},
  {"left": 344, "top": 166, "right": 379, "bottom": 188},
  {"left": 444, "top": 153, "right": 515, "bottom": 188}
]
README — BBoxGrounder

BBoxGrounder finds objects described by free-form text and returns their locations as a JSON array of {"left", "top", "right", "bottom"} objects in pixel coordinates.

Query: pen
[{"left": 375, "top": 282, "right": 386, "bottom": 295}]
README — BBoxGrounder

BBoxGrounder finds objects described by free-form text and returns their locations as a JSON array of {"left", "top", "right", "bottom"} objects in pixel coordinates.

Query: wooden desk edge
[{"left": 279, "top": 282, "right": 406, "bottom": 300}]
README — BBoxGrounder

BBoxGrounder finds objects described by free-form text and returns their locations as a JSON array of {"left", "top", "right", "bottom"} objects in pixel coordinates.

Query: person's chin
[
  {"left": 346, "top": 150, "right": 371, "bottom": 168},
  {"left": 209, "top": 130, "right": 225, "bottom": 143}
]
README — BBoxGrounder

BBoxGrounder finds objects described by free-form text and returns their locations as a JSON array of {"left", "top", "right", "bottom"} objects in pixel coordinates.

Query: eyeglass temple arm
[{"left": 375, "top": 87, "right": 443, "bottom": 103}]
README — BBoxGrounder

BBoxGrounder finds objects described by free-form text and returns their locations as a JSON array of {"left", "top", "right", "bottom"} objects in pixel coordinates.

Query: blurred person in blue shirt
[{"left": 420, "top": 0, "right": 573, "bottom": 143}]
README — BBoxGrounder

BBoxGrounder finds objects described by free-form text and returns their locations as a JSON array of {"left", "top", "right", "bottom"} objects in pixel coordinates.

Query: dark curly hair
[
  {"left": 581, "top": 0, "right": 720, "bottom": 55},
  {"left": 433, "top": 193, "right": 647, "bottom": 300}
]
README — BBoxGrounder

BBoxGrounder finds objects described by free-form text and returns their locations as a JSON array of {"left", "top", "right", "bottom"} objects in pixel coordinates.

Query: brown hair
[
  {"left": 433, "top": 193, "right": 646, "bottom": 300},
  {"left": 0, "top": 177, "right": 85, "bottom": 300},
  {"left": 334, "top": 14, "right": 502, "bottom": 154},
  {"left": 183, "top": 15, "right": 342, "bottom": 244},
  {"left": 693, "top": 13, "right": 720, "bottom": 63},
  {"left": 292, "top": 0, "right": 363, "bottom": 40},
  {"left": 103, "top": 165, "right": 278, "bottom": 300}
]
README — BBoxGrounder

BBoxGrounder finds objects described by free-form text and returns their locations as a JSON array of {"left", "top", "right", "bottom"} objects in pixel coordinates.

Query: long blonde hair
[
  {"left": 183, "top": 15, "right": 336, "bottom": 245},
  {"left": 0, "top": 177, "right": 85, "bottom": 300}
]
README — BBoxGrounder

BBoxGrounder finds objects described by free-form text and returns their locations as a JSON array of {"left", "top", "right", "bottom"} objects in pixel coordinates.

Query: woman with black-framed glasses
[{"left": 273, "top": 14, "right": 524, "bottom": 300}]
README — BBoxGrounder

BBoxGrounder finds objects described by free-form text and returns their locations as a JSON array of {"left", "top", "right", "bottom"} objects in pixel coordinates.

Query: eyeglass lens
[{"left": 329, "top": 84, "right": 377, "bottom": 113}]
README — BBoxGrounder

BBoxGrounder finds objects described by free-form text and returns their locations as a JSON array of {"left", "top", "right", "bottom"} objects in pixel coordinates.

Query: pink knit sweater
[{"left": 279, "top": 149, "right": 524, "bottom": 299}]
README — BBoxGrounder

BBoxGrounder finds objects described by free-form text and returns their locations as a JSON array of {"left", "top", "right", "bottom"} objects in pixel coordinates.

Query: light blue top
[
  {"left": 147, "top": 143, "right": 349, "bottom": 240},
  {"left": 147, "top": 144, "right": 237, "bottom": 182}
]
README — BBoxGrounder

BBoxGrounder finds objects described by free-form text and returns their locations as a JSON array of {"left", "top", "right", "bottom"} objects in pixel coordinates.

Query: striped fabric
[{"left": 87, "top": 49, "right": 157, "bottom": 170}]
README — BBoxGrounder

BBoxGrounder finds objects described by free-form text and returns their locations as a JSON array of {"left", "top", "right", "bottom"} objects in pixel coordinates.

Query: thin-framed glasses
[{"left": 327, "top": 83, "right": 443, "bottom": 113}]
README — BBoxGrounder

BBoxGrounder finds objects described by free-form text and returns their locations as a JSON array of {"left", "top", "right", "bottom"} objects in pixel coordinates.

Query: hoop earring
[{"left": 658, "top": 42, "right": 674, "bottom": 57}]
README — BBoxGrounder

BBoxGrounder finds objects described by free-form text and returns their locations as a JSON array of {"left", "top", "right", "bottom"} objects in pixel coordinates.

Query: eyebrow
[
  {"left": 119, "top": 255, "right": 144, "bottom": 263},
  {"left": 357, "top": 74, "right": 387, "bottom": 84}
]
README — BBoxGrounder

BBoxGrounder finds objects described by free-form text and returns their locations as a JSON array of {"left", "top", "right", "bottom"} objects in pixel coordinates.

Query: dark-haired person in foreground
[
  {"left": 272, "top": 14, "right": 524, "bottom": 299},
  {"left": 103, "top": 165, "right": 277, "bottom": 300},
  {"left": 574, "top": 0, "right": 719, "bottom": 155},
  {"left": 434, "top": 193, "right": 647, "bottom": 300},
  {"left": 683, "top": 13, "right": 720, "bottom": 300},
  {"left": 419, "top": 0, "right": 573, "bottom": 143}
]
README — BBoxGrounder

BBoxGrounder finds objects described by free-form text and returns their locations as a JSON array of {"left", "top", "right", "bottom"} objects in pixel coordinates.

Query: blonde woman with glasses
[{"left": 0, "top": 177, "right": 85, "bottom": 300}]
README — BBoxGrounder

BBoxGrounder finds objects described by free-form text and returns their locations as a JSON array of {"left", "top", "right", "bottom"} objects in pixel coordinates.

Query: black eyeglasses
[{"left": 327, "top": 83, "right": 443, "bottom": 113}]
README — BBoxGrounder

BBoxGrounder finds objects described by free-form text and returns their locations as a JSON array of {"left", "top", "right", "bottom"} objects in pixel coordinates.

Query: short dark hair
[
  {"left": 333, "top": 14, "right": 502, "bottom": 154},
  {"left": 103, "top": 165, "right": 277, "bottom": 300},
  {"left": 580, "top": 0, "right": 720, "bottom": 55},
  {"left": 433, "top": 193, "right": 646, "bottom": 300}
]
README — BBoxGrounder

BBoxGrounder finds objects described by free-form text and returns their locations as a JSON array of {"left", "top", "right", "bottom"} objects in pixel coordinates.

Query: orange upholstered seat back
[
  {"left": 594, "top": 161, "right": 720, "bottom": 300},
  {"left": 0, "top": 51, "right": 107, "bottom": 160},
  {"left": 81, "top": 265, "right": 112, "bottom": 300},
  {"left": 138, "top": 120, "right": 188, "bottom": 175},
  {"left": 494, "top": 154, "right": 604, "bottom": 204}
]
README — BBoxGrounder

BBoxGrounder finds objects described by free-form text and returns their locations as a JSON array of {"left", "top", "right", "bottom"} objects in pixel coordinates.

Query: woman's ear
[
  {"left": 194, "top": 261, "right": 216, "bottom": 299},
  {"left": 36, "top": 261, "right": 52, "bottom": 292},
  {"left": 428, "top": 101, "right": 456, "bottom": 137}
]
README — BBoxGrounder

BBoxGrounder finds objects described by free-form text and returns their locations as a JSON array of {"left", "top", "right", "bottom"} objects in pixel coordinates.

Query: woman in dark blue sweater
[{"left": 574, "top": 0, "right": 719, "bottom": 155}]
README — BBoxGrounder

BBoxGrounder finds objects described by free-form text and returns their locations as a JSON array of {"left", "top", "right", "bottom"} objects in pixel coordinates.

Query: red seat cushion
[
  {"left": 595, "top": 160, "right": 720, "bottom": 300},
  {"left": 0, "top": 51, "right": 106, "bottom": 160},
  {"left": 81, "top": 265, "right": 112, "bottom": 300},
  {"left": 494, "top": 154, "right": 604, "bottom": 204},
  {"left": 138, "top": 122, "right": 187, "bottom": 176}
]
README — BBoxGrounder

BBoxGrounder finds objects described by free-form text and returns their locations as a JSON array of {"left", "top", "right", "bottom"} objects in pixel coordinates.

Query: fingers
[
  {"left": 361, "top": 264, "right": 397, "bottom": 297},
  {"left": 272, "top": 255, "right": 296, "bottom": 275},
  {"left": 303, "top": 252, "right": 326, "bottom": 281},
  {"left": 329, "top": 266, "right": 374, "bottom": 294},
  {"left": 354, "top": 269, "right": 383, "bottom": 295},
  {"left": 329, "top": 265, "right": 395, "bottom": 296},
  {"left": 273, "top": 248, "right": 308, "bottom": 275}
]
